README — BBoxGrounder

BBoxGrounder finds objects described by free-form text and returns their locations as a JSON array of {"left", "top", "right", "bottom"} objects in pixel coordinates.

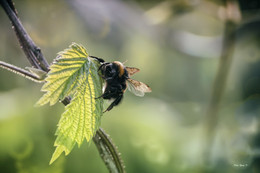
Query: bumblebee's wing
[
  {"left": 126, "top": 67, "right": 140, "bottom": 76},
  {"left": 127, "top": 78, "right": 152, "bottom": 97}
]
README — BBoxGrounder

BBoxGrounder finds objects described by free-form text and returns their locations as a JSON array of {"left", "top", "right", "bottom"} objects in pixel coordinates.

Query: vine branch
[
  {"left": 0, "top": 0, "right": 124, "bottom": 172},
  {"left": 94, "top": 128, "right": 125, "bottom": 173},
  {"left": 0, "top": 0, "right": 49, "bottom": 71}
]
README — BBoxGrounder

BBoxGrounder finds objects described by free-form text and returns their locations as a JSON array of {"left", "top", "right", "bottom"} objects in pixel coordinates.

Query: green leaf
[{"left": 36, "top": 43, "right": 103, "bottom": 164}]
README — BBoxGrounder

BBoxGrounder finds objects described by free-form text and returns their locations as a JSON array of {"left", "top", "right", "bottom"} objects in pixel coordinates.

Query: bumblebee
[{"left": 90, "top": 56, "right": 152, "bottom": 112}]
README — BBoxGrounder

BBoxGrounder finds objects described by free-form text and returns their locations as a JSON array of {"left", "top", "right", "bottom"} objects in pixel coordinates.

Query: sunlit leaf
[{"left": 36, "top": 43, "right": 103, "bottom": 164}]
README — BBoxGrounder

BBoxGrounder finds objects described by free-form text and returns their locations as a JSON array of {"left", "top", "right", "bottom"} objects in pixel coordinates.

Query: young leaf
[{"left": 36, "top": 43, "right": 103, "bottom": 164}]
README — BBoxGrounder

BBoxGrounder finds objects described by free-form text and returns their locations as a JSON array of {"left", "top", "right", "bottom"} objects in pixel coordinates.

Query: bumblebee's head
[
  {"left": 98, "top": 61, "right": 126, "bottom": 79},
  {"left": 98, "top": 63, "right": 115, "bottom": 78}
]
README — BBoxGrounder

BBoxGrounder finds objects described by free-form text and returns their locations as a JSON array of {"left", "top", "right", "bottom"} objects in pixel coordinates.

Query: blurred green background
[{"left": 0, "top": 0, "right": 260, "bottom": 172}]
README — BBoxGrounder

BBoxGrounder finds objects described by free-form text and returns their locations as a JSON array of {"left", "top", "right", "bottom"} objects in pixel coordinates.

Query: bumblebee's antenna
[{"left": 122, "top": 60, "right": 128, "bottom": 64}]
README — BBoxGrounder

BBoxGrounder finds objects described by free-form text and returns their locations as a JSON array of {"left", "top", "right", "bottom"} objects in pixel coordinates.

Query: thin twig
[
  {"left": 0, "top": 0, "right": 125, "bottom": 172},
  {"left": 203, "top": 0, "right": 241, "bottom": 166},
  {"left": 0, "top": 61, "right": 43, "bottom": 82}
]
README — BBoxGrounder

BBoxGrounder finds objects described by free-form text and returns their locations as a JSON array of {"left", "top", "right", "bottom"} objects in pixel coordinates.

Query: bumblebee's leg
[
  {"left": 104, "top": 94, "right": 123, "bottom": 112},
  {"left": 95, "top": 90, "right": 116, "bottom": 99},
  {"left": 89, "top": 56, "right": 105, "bottom": 63},
  {"left": 98, "top": 64, "right": 104, "bottom": 72},
  {"left": 89, "top": 56, "right": 107, "bottom": 74},
  {"left": 98, "top": 62, "right": 110, "bottom": 73},
  {"left": 95, "top": 92, "right": 106, "bottom": 99},
  {"left": 96, "top": 84, "right": 121, "bottom": 99}
]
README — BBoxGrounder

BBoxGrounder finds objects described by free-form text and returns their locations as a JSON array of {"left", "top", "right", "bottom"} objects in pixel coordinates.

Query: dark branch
[{"left": 0, "top": 0, "right": 49, "bottom": 71}]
